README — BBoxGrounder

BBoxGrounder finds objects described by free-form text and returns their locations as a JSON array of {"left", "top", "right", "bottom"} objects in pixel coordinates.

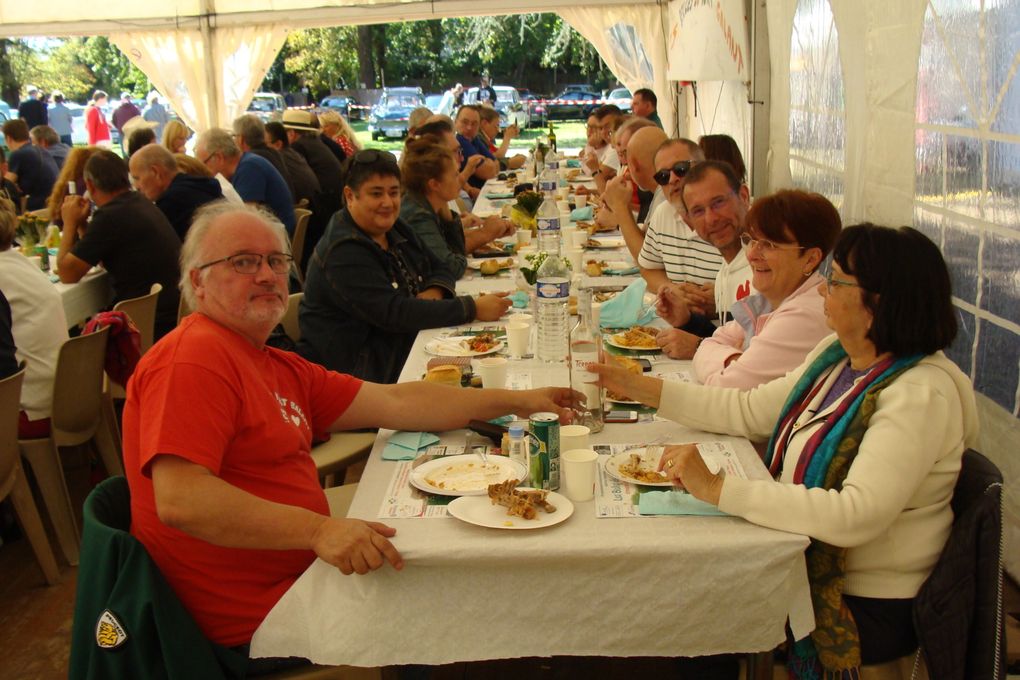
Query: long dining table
[
  {"left": 54, "top": 267, "right": 112, "bottom": 328},
  {"left": 250, "top": 173, "right": 814, "bottom": 667}
]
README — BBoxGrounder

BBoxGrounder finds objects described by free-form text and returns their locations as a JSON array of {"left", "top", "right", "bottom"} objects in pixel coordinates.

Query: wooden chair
[
  {"left": 291, "top": 208, "right": 313, "bottom": 284},
  {"left": 282, "top": 292, "right": 303, "bottom": 344},
  {"left": 19, "top": 325, "right": 122, "bottom": 566},
  {"left": 323, "top": 483, "right": 359, "bottom": 518},
  {"left": 0, "top": 365, "right": 60, "bottom": 585}
]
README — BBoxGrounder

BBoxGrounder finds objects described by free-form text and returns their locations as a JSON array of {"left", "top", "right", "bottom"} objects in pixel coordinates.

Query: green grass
[{"left": 352, "top": 120, "right": 588, "bottom": 152}]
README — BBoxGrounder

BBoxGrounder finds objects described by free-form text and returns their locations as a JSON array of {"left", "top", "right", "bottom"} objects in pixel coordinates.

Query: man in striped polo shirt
[{"left": 638, "top": 138, "right": 724, "bottom": 294}]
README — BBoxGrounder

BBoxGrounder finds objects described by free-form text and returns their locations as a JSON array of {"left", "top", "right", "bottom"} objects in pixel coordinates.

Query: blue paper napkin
[
  {"left": 570, "top": 206, "right": 594, "bottom": 222},
  {"left": 508, "top": 291, "right": 530, "bottom": 308},
  {"left": 604, "top": 265, "right": 640, "bottom": 276},
  {"left": 381, "top": 431, "right": 440, "bottom": 460},
  {"left": 485, "top": 192, "right": 514, "bottom": 200},
  {"left": 566, "top": 159, "right": 581, "bottom": 168},
  {"left": 638, "top": 490, "right": 729, "bottom": 516},
  {"left": 598, "top": 279, "right": 658, "bottom": 329}
]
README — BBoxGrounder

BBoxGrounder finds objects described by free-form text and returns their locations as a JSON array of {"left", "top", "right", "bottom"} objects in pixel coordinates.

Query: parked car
[
  {"left": 320, "top": 95, "right": 361, "bottom": 121},
  {"left": 368, "top": 87, "right": 425, "bottom": 140},
  {"left": 543, "top": 90, "right": 603, "bottom": 121},
  {"left": 517, "top": 89, "right": 546, "bottom": 127},
  {"left": 562, "top": 84, "right": 596, "bottom": 94},
  {"left": 462, "top": 85, "right": 529, "bottom": 129},
  {"left": 605, "top": 87, "right": 632, "bottom": 114},
  {"left": 247, "top": 92, "right": 286, "bottom": 122}
]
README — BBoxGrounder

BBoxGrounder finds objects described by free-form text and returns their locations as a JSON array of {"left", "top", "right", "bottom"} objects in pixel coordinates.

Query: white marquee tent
[{"left": 1, "top": 0, "right": 1018, "bottom": 574}]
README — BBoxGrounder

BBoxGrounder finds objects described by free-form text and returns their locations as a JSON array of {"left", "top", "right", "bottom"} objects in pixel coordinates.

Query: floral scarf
[{"left": 764, "top": 340, "right": 923, "bottom": 679}]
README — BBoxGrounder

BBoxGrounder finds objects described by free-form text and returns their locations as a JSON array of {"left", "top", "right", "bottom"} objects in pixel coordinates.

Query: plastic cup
[
  {"left": 560, "top": 425, "right": 590, "bottom": 453},
  {"left": 575, "top": 194, "right": 588, "bottom": 209},
  {"left": 516, "top": 229, "right": 533, "bottom": 247},
  {"left": 475, "top": 357, "right": 509, "bottom": 388},
  {"left": 565, "top": 248, "right": 583, "bottom": 275},
  {"left": 557, "top": 200, "right": 571, "bottom": 213},
  {"left": 506, "top": 322, "right": 531, "bottom": 358},
  {"left": 562, "top": 448, "right": 599, "bottom": 502}
]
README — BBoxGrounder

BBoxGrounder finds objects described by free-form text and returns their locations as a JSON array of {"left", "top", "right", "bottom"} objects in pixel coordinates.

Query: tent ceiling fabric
[{"left": 0, "top": 0, "right": 659, "bottom": 36}]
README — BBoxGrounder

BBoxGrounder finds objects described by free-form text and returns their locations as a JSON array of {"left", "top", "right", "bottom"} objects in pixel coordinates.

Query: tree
[
  {"left": 77, "top": 37, "right": 150, "bottom": 98},
  {"left": 282, "top": 27, "right": 360, "bottom": 98}
]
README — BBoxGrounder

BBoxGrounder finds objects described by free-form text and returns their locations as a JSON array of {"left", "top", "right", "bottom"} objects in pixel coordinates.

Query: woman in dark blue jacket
[{"left": 297, "top": 150, "right": 511, "bottom": 383}]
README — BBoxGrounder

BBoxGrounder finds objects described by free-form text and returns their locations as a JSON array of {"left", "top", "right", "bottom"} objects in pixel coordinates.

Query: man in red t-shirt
[{"left": 122, "top": 200, "right": 576, "bottom": 650}]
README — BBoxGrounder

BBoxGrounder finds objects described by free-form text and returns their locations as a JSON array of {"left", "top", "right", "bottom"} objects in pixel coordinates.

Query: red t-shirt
[{"left": 122, "top": 314, "right": 363, "bottom": 646}]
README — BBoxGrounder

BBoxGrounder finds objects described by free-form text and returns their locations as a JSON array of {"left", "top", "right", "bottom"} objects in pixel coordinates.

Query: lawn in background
[{"left": 353, "top": 120, "right": 587, "bottom": 154}]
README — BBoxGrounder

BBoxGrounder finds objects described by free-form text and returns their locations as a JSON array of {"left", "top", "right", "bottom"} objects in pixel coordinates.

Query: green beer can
[{"left": 528, "top": 412, "right": 560, "bottom": 490}]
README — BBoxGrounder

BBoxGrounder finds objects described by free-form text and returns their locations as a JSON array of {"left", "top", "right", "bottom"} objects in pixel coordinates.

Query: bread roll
[{"left": 425, "top": 365, "right": 462, "bottom": 387}]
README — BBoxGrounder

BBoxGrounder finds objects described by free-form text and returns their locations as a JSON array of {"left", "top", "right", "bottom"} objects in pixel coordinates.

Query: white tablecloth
[
  {"left": 54, "top": 268, "right": 112, "bottom": 327},
  {"left": 251, "top": 325, "right": 813, "bottom": 666}
]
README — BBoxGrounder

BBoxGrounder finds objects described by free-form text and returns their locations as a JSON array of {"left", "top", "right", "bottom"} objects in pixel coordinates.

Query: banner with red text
[{"left": 667, "top": 0, "right": 749, "bottom": 82}]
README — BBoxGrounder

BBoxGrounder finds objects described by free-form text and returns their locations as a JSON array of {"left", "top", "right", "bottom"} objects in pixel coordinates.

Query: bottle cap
[{"left": 508, "top": 423, "right": 525, "bottom": 437}]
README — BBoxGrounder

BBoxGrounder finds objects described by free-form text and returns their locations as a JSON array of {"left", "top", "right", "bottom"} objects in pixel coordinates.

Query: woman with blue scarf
[{"left": 595, "top": 224, "right": 978, "bottom": 679}]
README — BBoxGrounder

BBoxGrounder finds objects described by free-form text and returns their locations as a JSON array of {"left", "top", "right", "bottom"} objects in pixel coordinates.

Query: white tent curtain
[
  {"left": 559, "top": 4, "right": 676, "bottom": 133},
  {"left": 110, "top": 25, "right": 288, "bottom": 133}
]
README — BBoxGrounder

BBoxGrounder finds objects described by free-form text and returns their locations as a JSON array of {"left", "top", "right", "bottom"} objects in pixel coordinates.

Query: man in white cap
[{"left": 112, "top": 92, "right": 142, "bottom": 152}]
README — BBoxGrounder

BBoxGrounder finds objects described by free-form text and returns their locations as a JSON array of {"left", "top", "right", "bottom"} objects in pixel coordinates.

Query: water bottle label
[
  {"left": 537, "top": 216, "right": 560, "bottom": 232},
  {"left": 571, "top": 353, "right": 599, "bottom": 382},
  {"left": 536, "top": 279, "right": 570, "bottom": 299},
  {"left": 546, "top": 159, "right": 560, "bottom": 170},
  {"left": 538, "top": 179, "right": 557, "bottom": 193}
]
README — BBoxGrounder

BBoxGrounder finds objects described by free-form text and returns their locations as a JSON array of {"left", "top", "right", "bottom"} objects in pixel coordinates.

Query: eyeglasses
[
  {"left": 200, "top": 152, "right": 217, "bottom": 165},
  {"left": 686, "top": 192, "right": 736, "bottom": 221},
  {"left": 739, "top": 233, "right": 806, "bottom": 254},
  {"left": 653, "top": 161, "right": 696, "bottom": 186},
  {"left": 351, "top": 149, "right": 397, "bottom": 165},
  {"left": 825, "top": 270, "right": 861, "bottom": 292},
  {"left": 197, "top": 252, "right": 293, "bottom": 275}
]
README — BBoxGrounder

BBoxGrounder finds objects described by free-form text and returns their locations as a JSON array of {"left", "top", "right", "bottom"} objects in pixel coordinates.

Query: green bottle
[{"left": 547, "top": 123, "right": 557, "bottom": 153}]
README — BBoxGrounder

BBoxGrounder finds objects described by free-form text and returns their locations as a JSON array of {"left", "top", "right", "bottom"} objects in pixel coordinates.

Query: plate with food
[
  {"left": 447, "top": 481, "right": 574, "bottom": 529},
  {"left": 410, "top": 454, "right": 528, "bottom": 497},
  {"left": 585, "top": 237, "right": 626, "bottom": 250},
  {"left": 605, "top": 326, "right": 661, "bottom": 351},
  {"left": 425, "top": 333, "right": 504, "bottom": 357},
  {"left": 593, "top": 290, "right": 620, "bottom": 303},
  {"left": 605, "top": 394, "right": 643, "bottom": 405},
  {"left": 467, "top": 258, "right": 514, "bottom": 275},
  {"left": 604, "top": 447, "right": 672, "bottom": 487},
  {"left": 472, "top": 241, "right": 514, "bottom": 258}
]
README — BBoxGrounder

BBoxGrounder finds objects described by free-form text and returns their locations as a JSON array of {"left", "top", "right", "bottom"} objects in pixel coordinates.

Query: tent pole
[
  {"left": 200, "top": 0, "right": 219, "bottom": 129},
  {"left": 748, "top": 0, "right": 771, "bottom": 197}
]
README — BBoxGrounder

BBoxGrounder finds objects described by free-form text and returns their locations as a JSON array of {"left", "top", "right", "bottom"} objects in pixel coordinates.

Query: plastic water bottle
[
  {"left": 569, "top": 289, "right": 604, "bottom": 432},
  {"left": 545, "top": 146, "right": 560, "bottom": 171},
  {"left": 507, "top": 423, "right": 529, "bottom": 470},
  {"left": 536, "top": 168, "right": 561, "bottom": 253},
  {"left": 535, "top": 247, "right": 570, "bottom": 362}
]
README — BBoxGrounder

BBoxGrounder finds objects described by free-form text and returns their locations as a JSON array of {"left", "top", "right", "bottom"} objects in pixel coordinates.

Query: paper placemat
[{"left": 594, "top": 441, "right": 747, "bottom": 518}]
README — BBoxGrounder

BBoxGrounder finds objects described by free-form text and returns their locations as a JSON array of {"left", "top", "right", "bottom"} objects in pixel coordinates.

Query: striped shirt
[{"left": 638, "top": 201, "right": 724, "bottom": 286}]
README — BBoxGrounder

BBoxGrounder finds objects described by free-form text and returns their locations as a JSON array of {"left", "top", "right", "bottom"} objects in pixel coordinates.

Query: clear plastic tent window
[{"left": 605, "top": 22, "right": 655, "bottom": 87}]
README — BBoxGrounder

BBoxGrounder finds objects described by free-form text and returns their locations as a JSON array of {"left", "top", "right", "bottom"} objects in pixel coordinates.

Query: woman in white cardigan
[{"left": 595, "top": 224, "right": 978, "bottom": 680}]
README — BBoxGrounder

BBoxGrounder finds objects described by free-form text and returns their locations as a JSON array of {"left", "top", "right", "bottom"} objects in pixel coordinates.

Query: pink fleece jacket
[{"left": 692, "top": 272, "right": 829, "bottom": 389}]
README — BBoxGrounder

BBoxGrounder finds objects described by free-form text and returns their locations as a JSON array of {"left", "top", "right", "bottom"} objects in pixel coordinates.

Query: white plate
[
  {"left": 604, "top": 447, "right": 672, "bottom": 487},
  {"left": 605, "top": 395, "right": 643, "bottom": 405},
  {"left": 424, "top": 335, "right": 505, "bottom": 357},
  {"left": 448, "top": 490, "right": 574, "bottom": 529},
  {"left": 604, "top": 332, "right": 659, "bottom": 352},
  {"left": 585, "top": 238, "right": 625, "bottom": 250},
  {"left": 410, "top": 453, "right": 528, "bottom": 496},
  {"left": 466, "top": 258, "right": 514, "bottom": 271}
]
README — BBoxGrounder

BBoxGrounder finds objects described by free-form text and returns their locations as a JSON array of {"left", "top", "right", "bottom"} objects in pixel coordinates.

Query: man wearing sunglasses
[{"left": 637, "top": 139, "right": 724, "bottom": 296}]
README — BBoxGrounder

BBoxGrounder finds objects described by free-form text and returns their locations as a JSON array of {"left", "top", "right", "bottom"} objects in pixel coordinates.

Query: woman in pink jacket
[{"left": 689, "top": 189, "right": 841, "bottom": 388}]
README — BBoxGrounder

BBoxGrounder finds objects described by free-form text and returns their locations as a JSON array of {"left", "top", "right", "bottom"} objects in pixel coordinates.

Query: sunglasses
[
  {"left": 653, "top": 161, "right": 695, "bottom": 186},
  {"left": 351, "top": 149, "right": 397, "bottom": 165}
]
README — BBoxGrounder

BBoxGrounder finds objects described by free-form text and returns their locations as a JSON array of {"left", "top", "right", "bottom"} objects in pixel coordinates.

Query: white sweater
[{"left": 658, "top": 335, "right": 979, "bottom": 598}]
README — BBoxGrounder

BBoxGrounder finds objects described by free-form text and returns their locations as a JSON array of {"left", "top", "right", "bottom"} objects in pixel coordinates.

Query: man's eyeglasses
[
  {"left": 197, "top": 252, "right": 293, "bottom": 275},
  {"left": 201, "top": 152, "right": 218, "bottom": 165},
  {"left": 653, "top": 161, "right": 696, "bottom": 186},
  {"left": 687, "top": 192, "right": 736, "bottom": 221},
  {"left": 739, "top": 233, "right": 806, "bottom": 254},
  {"left": 825, "top": 270, "right": 861, "bottom": 292}
]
